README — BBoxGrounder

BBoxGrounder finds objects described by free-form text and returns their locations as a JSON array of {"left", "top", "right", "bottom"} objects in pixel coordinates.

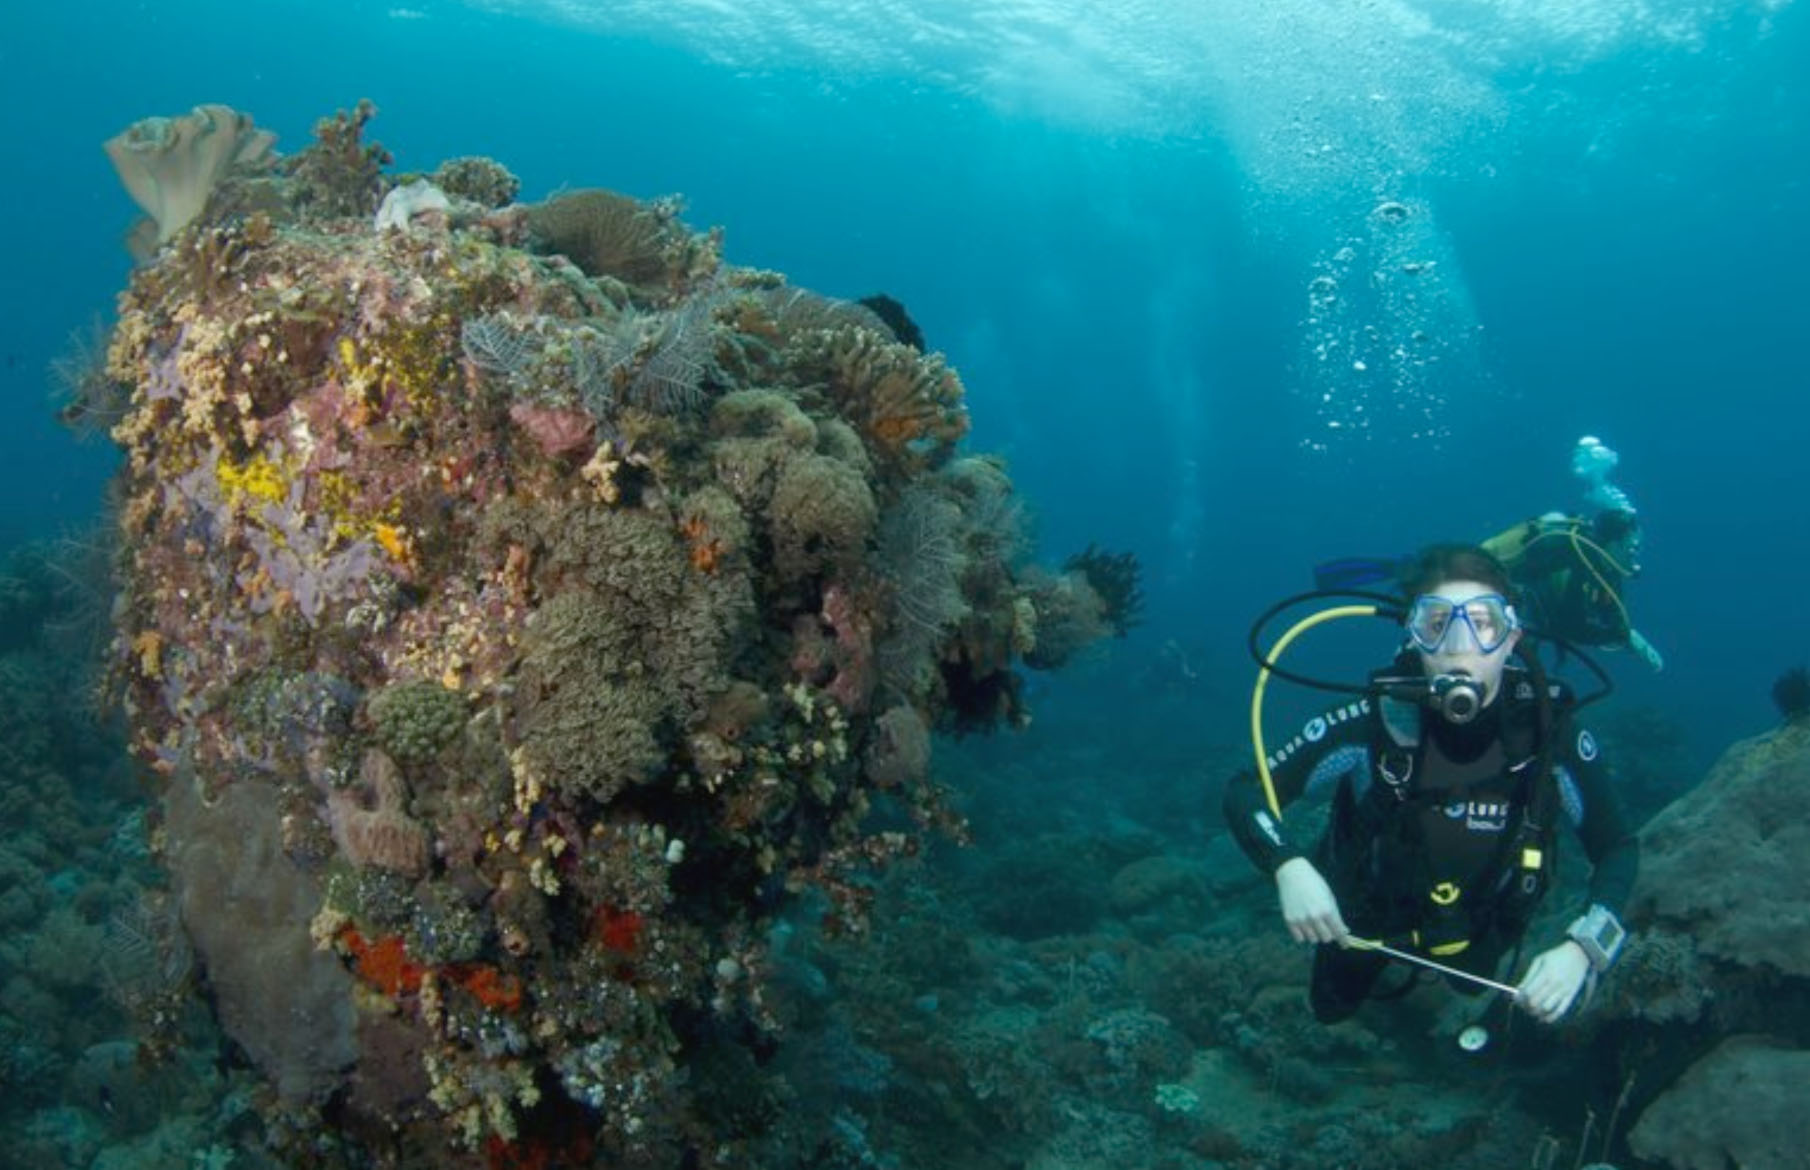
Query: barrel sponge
[{"left": 103, "top": 103, "right": 276, "bottom": 256}]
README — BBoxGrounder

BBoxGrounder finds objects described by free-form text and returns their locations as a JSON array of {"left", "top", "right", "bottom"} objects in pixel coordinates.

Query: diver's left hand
[
  {"left": 1516, "top": 941, "right": 1593, "bottom": 1024},
  {"left": 1629, "top": 629, "right": 1664, "bottom": 672}
]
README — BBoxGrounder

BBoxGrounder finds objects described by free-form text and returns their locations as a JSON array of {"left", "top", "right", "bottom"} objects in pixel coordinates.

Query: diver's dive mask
[
  {"left": 1405, "top": 593, "right": 1519, "bottom": 655},
  {"left": 1400, "top": 593, "right": 1513, "bottom": 725}
]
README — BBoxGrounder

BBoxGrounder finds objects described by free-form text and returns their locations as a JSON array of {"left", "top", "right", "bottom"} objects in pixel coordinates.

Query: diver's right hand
[{"left": 1275, "top": 857, "right": 1350, "bottom": 945}]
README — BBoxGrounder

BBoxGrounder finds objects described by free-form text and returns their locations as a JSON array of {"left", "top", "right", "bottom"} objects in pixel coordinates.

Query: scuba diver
[
  {"left": 1481, "top": 506, "right": 1661, "bottom": 672},
  {"left": 1225, "top": 543, "right": 1638, "bottom": 1027}
]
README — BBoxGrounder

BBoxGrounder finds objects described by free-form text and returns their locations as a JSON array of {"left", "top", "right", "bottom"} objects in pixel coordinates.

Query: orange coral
[
  {"left": 679, "top": 514, "right": 724, "bottom": 574},
  {"left": 372, "top": 521, "right": 412, "bottom": 565},
  {"left": 340, "top": 929, "right": 524, "bottom": 1013}
]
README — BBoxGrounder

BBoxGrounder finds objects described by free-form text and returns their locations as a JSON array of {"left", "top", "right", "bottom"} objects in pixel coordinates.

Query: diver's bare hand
[
  {"left": 1517, "top": 941, "right": 1592, "bottom": 1023},
  {"left": 1275, "top": 857, "right": 1349, "bottom": 945}
]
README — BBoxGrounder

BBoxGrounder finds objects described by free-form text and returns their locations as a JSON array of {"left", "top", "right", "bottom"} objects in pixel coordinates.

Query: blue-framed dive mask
[{"left": 1406, "top": 593, "right": 1519, "bottom": 655}]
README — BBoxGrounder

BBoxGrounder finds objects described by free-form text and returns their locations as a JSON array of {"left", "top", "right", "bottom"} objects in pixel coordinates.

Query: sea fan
[
  {"left": 50, "top": 317, "right": 132, "bottom": 439},
  {"left": 1772, "top": 665, "right": 1810, "bottom": 723}
]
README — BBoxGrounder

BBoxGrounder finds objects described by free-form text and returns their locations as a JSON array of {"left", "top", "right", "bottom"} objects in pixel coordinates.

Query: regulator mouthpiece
[{"left": 1430, "top": 673, "right": 1485, "bottom": 724}]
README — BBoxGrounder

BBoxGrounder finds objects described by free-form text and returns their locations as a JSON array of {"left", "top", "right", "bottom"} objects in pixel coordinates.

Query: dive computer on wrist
[{"left": 1565, "top": 904, "right": 1626, "bottom": 973}]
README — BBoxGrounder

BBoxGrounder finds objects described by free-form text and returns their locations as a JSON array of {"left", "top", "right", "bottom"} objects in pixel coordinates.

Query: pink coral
[
  {"left": 508, "top": 402, "right": 597, "bottom": 459},
  {"left": 820, "top": 584, "right": 875, "bottom": 713}
]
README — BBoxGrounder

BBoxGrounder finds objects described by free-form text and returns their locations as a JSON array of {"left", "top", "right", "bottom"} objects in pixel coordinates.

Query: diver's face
[{"left": 1411, "top": 578, "right": 1521, "bottom": 705}]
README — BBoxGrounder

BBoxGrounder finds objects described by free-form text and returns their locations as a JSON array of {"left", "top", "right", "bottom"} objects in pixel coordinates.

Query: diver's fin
[{"left": 1313, "top": 556, "right": 1409, "bottom": 592}]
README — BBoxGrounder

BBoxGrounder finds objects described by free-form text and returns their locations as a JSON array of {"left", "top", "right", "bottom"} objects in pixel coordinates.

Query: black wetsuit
[{"left": 1222, "top": 663, "right": 1638, "bottom": 1023}]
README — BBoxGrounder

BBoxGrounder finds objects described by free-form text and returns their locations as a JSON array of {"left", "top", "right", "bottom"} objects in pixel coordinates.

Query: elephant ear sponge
[{"left": 103, "top": 103, "right": 277, "bottom": 260}]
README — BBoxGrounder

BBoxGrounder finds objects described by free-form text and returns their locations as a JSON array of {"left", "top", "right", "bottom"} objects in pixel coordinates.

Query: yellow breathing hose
[
  {"left": 1565, "top": 527, "right": 1634, "bottom": 636},
  {"left": 1515, "top": 522, "right": 1634, "bottom": 636},
  {"left": 1250, "top": 604, "right": 1380, "bottom": 819}
]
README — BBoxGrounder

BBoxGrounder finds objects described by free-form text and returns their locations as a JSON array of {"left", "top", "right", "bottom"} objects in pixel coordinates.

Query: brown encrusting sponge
[{"left": 93, "top": 101, "right": 1132, "bottom": 1166}]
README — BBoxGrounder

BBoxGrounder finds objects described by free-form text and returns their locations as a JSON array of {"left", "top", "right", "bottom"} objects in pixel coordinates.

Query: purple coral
[{"left": 240, "top": 482, "right": 379, "bottom": 626}]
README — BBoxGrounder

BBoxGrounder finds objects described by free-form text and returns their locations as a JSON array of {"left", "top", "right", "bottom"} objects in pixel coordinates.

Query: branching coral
[
  {"left": 287, "top": 98, "right": 392, "bottom": 220},
  {"left": 792, "top": 326, "right": 969, "bottom": 469}
]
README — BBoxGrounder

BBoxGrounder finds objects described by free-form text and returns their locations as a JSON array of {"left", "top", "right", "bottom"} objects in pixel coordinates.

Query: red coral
[
  {"left": 449, "top": 964, "right": 524, "bottom": 1013},
  {"left": 592, "top": 905, "right": 644, "bottom": 955},
  {"left": 485, "top": 1123, "right": 593, "bottom": 1170},
  {"left": 341, "top": 929, "right": 426, "bottom": 996},
  {"left": 342, "top": 929, "right": 525, "bottom": 1013}
]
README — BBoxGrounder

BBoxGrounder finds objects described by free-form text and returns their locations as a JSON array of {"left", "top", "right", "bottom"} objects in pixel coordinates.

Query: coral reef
[
  {"left": 1586, "top": 721, "right": 1810, "bottom": 1169},
  {"left": 0, "top": 536, "right": 261, "bottom": 1167},
  {"left": 89, "top": 102, "right": 1115, "bottom": 1165},
  {"left": 784, "top": 799, "right": 1555, "bottom": 1170},
  {"left": 1628, "top": 1035, "right": 1809, "bottom": 1170},
  {"left": 1628, "top": 723, "right": 1810, "bottom": 976}
]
